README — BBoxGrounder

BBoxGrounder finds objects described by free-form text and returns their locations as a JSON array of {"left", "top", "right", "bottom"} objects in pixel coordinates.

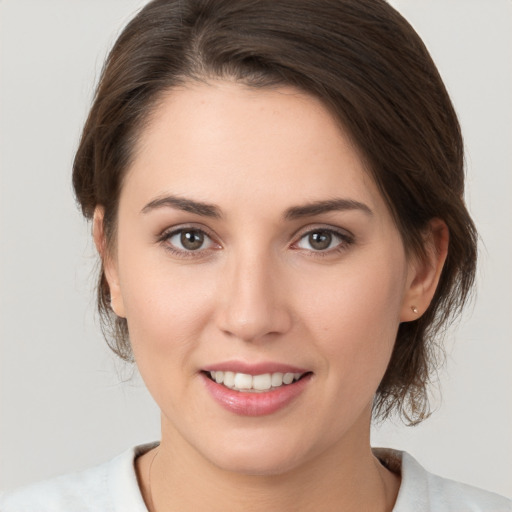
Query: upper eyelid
[
  {"left": 290, "top": 226, "right": 355, "bottom": 254},
  {"left": 158, "top": 226, "right": 220, "bottom": 257},
  {"left": 292, "top": 224, "right": 354, "bottom": 241},
  {"left": 159, "top": 223, "right": 216, "bottom": 239},
  {"left": 157, "top": 225, "right": 220, "bottom": 252}
]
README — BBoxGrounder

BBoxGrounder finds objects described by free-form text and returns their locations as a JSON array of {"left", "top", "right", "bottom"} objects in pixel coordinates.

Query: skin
[{"left": 94, "top": 81, "right": 448, "bottom": 511}]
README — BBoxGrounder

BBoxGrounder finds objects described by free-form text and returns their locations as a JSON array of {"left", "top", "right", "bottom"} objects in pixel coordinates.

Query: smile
[
  {"left": 208, "top": 371, "right": 305, "bottom": 392},
  {"left": 201, "top": 367, "right": 312, "bottom": 416}
]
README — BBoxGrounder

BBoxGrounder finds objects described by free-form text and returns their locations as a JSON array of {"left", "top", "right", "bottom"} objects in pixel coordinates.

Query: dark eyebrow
[
  {"left": 284, "top": 198, "right": 373, "bottom": 220},
  {"left": 141, "top": 195, "right": 222, "bottom": 218}
]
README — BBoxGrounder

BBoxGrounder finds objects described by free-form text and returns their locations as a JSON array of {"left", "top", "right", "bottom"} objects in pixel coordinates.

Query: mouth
[
  {"left": 204, "top": 370, "right": 310, "bottom": 393},
  {"left": 201, "top": 367, "right": 313, "bottom": 416}
]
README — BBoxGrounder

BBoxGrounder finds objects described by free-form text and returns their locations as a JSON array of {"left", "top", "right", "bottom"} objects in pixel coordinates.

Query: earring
[{"left": 411, "top": 305, "right": 418, "bottom": 314}]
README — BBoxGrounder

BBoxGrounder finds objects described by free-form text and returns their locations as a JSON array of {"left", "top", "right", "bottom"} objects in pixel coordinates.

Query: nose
[{"left": 215, "top": 250, "right": 293, "bottom": 343}]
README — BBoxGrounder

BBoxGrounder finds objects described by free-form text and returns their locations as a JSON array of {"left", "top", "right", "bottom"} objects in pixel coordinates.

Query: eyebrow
[
  {"left": 141, "top": 195, "right": 222, "bottom": 218},
  {"left": 284, "top": 198, "right": 373, "bottom": 220},
  {"left": 141, "top": 194, "right": 373, "bottom": 220}
]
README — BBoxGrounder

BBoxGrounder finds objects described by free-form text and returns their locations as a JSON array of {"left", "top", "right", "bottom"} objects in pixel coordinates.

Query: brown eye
[
  {"left": 295, "top": 228, "right": 352, "bottom": 253},
  {"left": 179, "top": 230, "right": 205, "bottom": 250},
  {"left": 308, "top": 231, "right": 332, "bottom": 250},
  {"left": 165, "top": 228, "right": 213, "bottom": 252}
]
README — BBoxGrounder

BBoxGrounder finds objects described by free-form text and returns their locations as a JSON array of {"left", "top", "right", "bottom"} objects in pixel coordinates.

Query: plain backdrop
[{"left": 1, "top": 0, "right": 511, "bottom": 498}]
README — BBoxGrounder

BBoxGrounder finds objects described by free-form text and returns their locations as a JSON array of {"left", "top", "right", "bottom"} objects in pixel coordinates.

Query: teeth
[
  {"left": 223, "top": 371, "right": 235, "bottom": 387},
  {"left": 253, "top": 374, "right": 272, "bottom": 391},
  {"left": 283, "top": 372, "right": 294, "bottom": 385},
  {"left": 208, "top": 371, "right": 305, "bottom": 392},
  {"left": 234, "top": 373, "right": 252, "bottom": 389},
  {"left": 271, "top": 372, "right": 283, "bottom": 387}
]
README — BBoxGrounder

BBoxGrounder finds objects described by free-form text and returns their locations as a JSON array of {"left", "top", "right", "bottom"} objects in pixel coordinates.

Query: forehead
[{"left": 122, "top": 80, "right": 386, "bottom": 218}]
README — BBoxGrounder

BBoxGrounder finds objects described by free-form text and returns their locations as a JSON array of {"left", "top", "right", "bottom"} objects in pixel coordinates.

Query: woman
[{"left": 1, "top": 0, "right": 510, "bottom": 510}]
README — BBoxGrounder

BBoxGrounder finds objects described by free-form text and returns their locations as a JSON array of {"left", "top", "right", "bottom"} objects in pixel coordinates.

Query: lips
[{"left": 201, "top": 362, "right": 312, "bottom": 416}]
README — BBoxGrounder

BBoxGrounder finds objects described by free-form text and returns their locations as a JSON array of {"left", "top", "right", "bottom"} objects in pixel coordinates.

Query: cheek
[
  {"left": 301, "top": 251, "right": 407, "bottom": 384},
  {"left": 118, "top": 262, "right": 220, "bottom": 414},
  {"left": 116, "top": 241, "right": 217, "bottom": 364}
]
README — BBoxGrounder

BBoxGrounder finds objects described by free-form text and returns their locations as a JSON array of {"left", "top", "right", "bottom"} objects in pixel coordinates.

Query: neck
[{"left": 137, "top": 412, "right": 400, "bottom": 512}]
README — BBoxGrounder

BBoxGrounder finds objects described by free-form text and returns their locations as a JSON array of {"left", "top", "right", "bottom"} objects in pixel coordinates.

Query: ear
[
  {"left": 400, "top": 218, "right": 449, "bottom": 322},
  {"left": 93, "top": 207, "right": 126, "bottom": 318}
]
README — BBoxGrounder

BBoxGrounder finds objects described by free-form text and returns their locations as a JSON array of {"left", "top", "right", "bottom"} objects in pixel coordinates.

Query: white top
[{"left": 1, "top": 444, "right": 510, "bottom": 511}]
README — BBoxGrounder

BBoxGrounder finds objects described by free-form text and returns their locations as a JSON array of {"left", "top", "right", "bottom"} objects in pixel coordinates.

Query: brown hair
[{"left": 73, "top": 0, "right": 477, "bottom": 424}]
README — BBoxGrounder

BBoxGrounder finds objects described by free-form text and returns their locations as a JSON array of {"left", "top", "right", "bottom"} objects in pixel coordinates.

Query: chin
[
  {"left": 210, "top": 451, "right": 304, "bottom": 477},
  {"left": 195, "top": 431, "right": 316, "bottom": 477}
]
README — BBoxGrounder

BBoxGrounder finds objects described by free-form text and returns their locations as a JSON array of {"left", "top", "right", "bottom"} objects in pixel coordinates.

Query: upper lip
[{"left": 201, "top": 361, "right": 310, "bottom": 375}]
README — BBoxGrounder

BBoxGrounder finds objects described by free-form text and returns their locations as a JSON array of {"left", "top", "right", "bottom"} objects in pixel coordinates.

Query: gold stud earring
[{"left": 411, "top": 305, "right": 418, "bottom": 314}]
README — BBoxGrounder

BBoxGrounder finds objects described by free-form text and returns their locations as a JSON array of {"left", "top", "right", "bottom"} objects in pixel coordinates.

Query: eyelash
[
  {"left": 157, "top": 225, "right": 355, "bottom": 259},
  {"left": 157, "top": 225, "right": 219, "bottom": 259},
  {"left": 291, "top": 227, "right": 354, "bottom": 257}
]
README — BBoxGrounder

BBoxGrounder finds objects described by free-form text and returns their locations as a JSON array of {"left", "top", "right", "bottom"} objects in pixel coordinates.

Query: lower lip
[{"left": 201, "top": 373, "right": 312, "bottom": 416}]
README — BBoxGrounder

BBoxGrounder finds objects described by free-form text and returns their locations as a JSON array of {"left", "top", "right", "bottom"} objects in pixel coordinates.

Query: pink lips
[{"left": 200, "top": 361, "right": 312, "bottom": 416}]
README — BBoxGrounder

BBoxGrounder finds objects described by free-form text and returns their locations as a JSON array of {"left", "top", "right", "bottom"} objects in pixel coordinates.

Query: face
[{"left": 102, "top": 81, "right": 421, "bottom": 475}]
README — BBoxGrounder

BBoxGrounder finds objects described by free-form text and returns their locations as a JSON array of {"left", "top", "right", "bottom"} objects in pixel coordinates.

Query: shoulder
[
  {"left": 375, "top": 449, "right": 512, "bottom": 512},
  {"left": 0, "top": 462, "right": 111, "bottom": 512},
  {"left": 0, "top": 443, "right": 156, "bottom": 512}
]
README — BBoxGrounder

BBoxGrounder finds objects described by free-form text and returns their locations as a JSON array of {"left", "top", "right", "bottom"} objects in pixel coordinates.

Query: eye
[
  {"left": 162, "top": 227, "right": 218, "bottom": 253},
  {"left": 295, "top": 229, "right": 352, "bottom": 252}
]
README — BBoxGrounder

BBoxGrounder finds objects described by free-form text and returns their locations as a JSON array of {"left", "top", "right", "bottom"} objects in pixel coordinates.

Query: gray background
[{"left": 1, "top": 0, "right": 511, "bottom": 497}]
